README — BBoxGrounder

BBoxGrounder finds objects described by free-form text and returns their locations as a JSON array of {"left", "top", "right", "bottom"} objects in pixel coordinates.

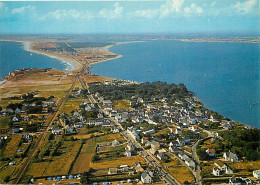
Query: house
[
  {"left": 119, "top": 165, "right": 129, "bottom": 172},
  {"left": 229, "top": 176, "right": 252, "bottom": 185},
  {"left": 178, "top": 151, "right": 189, "bottom": 161},
  {"left": 175, "top": 128, "right": 182, "bottom": 135},
  {"left": 176, "top": 138, "right": 185, "bottom": 147},
  {"left": 97, "top": 113, "right": 103, "bottom": 119},
  {"left": 127, "top": 143, "right": 135, "bottom": 152},
  {"left": 183, "top": 136, "right": 191, "bottom": 143},
  {"left": 111, "top": 139, "right": 120, "bottom": 147},
  {"left": 134, "top": 162, "right": 144, "bottom": 173},
  {"left": 52, "top": 127, "right": 63, "bottom": 135},
  {"left": 141, "top": 172, "right": 152, "bottom": 184},
  {"left": 22, "top": 133, "right": 33, "bottom": 142},
  {"left": 253, "top": 170, "right": 260, "bottom": 179},
  {"left": 108, "top": 168, "right": 117, "bottom": 175},
  {"left": 157, "top": 153, "right": 165, "bottom": 160},
  {"left": 213, "top": 167, "right": 220, "bottom": 176},
  {"left": 214, "top": 160, "right": 227, "bottom": 171},
  {"left": 223, "top": 151, "right": 238, "bottom": 162},
  {"left": 15, "top": 108, "right": 21, "bottom": 114},
  {"left": 206, "top": 148, "right": 216, "bottom": 157},
  {"left": 12, "top": 116, "right": 19, "bottom": 122},
  {"left": 150, "top": 141, "right": 160, "bottom": 154},
  {"left": 141, "top": 137, "right": 149, "bottom": 144},
  {"left": 185, "top": 158, "right": 195, "bottom": 168},
  {"left": 146, "top": 169, "right": 154, "bottom": 178},
  {"left": 125, "top": 149, "right": 131, "bottom": 157}
]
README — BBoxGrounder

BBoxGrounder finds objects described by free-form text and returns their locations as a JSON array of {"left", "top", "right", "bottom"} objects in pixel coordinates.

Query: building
[
  {"left": 141, "top": 172, "right": 152, "bottom": 184},
  {"left": 206, "top": 148, "right": 216, "bottom": 157},
  {"left": 108, "top": 168, "right": 117, "bottom": 175},
  {"left": 223, "top": 151, "right": 238, "bottom": 162},
  {"left": 185, "top": 158, "right": 195, "bottom": 168},
  {"left": 253, "top": 170, "right": 260, "bottom": 179},
  {"left": 213, "top": 167, "right": 220, "bottom": 176}
]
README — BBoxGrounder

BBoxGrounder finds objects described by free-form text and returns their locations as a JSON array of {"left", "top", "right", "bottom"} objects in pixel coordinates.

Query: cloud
[
  {"left": 99, "top": 2, "right": 123, "bottom": 19},
  {"left": 12, "top": 5, "right": 35, "bottom": 14},
  {"left": 128, "top": 9, "right": 158, "bottom": 19},
  {"left": 232, "top": 0, "right": 258, "bottom": 14},
  {"left": 184, "top": 3, "right": 203, "bottom": 15},
  {"left": 159, "top": 0, "right": 184, "bottom": 18},
  {"left": 210, "top": 1, "right": 216, "bottom": 7},
  {"left": 40, "top": 9, "right": 94, "bottom": 21}
]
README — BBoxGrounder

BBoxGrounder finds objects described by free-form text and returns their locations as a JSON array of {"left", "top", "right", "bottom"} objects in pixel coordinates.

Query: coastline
[{"left": 23, "top": 41, "right": 81, "bottom": 71}]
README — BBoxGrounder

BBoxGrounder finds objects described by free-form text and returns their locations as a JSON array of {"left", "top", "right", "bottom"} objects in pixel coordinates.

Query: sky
[{"left": 0, "top": 0, "right": 259, "bottom": 34}]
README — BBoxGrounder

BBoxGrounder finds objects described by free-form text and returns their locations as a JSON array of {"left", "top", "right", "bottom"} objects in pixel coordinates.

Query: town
[{"left": 0, "top": 76, "right": 259, "bottom": 185}]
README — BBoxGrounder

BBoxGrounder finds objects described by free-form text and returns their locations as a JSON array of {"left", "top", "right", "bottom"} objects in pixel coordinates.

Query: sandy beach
[{"left": 23, "top": 41, "right": 82, "bottom": 71}]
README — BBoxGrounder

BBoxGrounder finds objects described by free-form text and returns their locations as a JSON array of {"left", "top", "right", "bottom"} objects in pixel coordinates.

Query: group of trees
[
  {"left": 219, "top": 128, "right": 260, "bottom": 161},
  {"left": 89, "top": 81, "right": 192, "bottom": 101}
]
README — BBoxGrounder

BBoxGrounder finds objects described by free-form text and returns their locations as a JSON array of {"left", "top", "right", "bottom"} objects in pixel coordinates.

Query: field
[
  {"left": 62, "top": 97, "right": 87, "bottom": 114},
  {"left": 26, "top": 140, "right": 81, "bottom": 177},
  {"left": 71, "top": 139, "right": 96, "bottom": 174},
  {"left": 26, "top": 162, "right": 50, "bottom": 177},
  {"left": 0, "top": 116, "right": 10, "bottom": 129},
  {"left": 3, "top": 135, "right": 22, "bottom": 158},
  {"left": 113, "top": 100, "right": 130, "bottom": 111},
  {"left": 81, "top": 75, "right": 113, "bottom": 84},
  {"left": 0, "top": 69, "right": 74, "bottom": 100},
  {"left": 164, "top": 156, "right": 195, "bottom": 184},
  {"left": 90, "top": 155, "right": 145, "bottom": 169},
  {"left": 95, "top": 133, "right": 125, "bottom": 143}
]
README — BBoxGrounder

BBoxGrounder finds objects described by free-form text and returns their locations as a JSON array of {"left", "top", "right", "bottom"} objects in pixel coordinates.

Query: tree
[{"left": 3, "top": 175, "right": 10, "bottom": 182}]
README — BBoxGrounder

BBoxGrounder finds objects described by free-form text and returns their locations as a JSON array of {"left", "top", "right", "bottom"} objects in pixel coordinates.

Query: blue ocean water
[
  {"left": 0, "top": 41, "right": 71, "bottom": 79},
  {"left": 91, "top": 40, "right": 260, "bottom": 128}
]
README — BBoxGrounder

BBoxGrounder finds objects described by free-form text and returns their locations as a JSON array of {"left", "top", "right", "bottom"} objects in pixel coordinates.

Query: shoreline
[
  {"left": 0, "top": 39, "right": 82, "bottom": 72},
  {"left": 88, "top": 40, "right": 145, "bottom": 72},
  {"left": 23, "top": 41, "right": 81, "bottom": 71}
]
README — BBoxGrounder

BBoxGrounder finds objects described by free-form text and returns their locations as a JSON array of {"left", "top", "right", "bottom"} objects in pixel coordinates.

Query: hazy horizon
[{"left": 0, "top": 0, "right": 259, "bottom": 34}]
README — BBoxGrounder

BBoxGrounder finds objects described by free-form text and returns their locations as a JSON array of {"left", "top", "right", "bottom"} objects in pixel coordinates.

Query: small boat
[{"left": 30, "top": 53, "right": 32, "bottom": 56}]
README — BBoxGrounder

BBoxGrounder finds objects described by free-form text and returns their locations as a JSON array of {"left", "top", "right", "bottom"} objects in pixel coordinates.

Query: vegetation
[
  {"left": 219, "top": 128, "right": 260, "bottom": 160},
  {"left": 89, "top": 81, "right": 192, "bottom": 101}
]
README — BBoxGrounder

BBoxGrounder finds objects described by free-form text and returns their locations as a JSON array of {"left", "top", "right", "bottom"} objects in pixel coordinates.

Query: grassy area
[
  {"left": 113, "top": 100, "right": 130, "bottom": 111},
  {"left": 3, "top": 135, "right": 22, "bottom": 158},
  {"left": 42, "top": 141, "right": 81, "bottom": 176},
  {"left": 95, "top": 133, "right": 125, "bottom": 143},
  {"left": 62, "top": 97, "right": 86, "bottom": 114},
  {"left": 0, "top": 116, "right": 10, "bottom": 129},
  {"left": 26, "top": 162, "right": 50, "bottom": 178},
  {"left": 71, "top": 139, "right": 96, "bottom": 174},
  {"left": 90, "top": 155, "right": 145, "bottom": 169},
  {"left": 164, "top": 156, "right": 195, "bottom": 184}
]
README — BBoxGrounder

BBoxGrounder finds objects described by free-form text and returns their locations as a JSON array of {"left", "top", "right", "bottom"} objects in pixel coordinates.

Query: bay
[{"left": 91, "top": 40, "right": 260, "bottom": 128}]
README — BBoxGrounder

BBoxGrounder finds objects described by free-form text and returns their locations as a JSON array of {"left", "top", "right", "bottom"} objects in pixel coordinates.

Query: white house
[
  {"left": 223, "top": 151, "right": 238, "bottom": 162},
  {"left": 178, "top": 152, "right": 189, "bottom": 161},
  {"left": 253, "top": 170, "right": 260, "bottom": 179},
  {"left": 141, "top": 172, "right": 152, "bottom": 184},
  {"left": 185, "top": 158, "right": 195, "bottom": 168},
  {"left": 213, "top": 167, "right": 220, "bottom": 176}
]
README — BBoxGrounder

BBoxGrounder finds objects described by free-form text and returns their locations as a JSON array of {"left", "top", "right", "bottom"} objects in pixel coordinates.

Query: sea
[
  {"left": 0, "top": 39, "right": 259, "bottom": 128},
  {"left": 91, "top": 40, "right": 260, "bottom": 128},
  {"left": 0, "top": 41, "right": 74, "bottom": 80}
]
